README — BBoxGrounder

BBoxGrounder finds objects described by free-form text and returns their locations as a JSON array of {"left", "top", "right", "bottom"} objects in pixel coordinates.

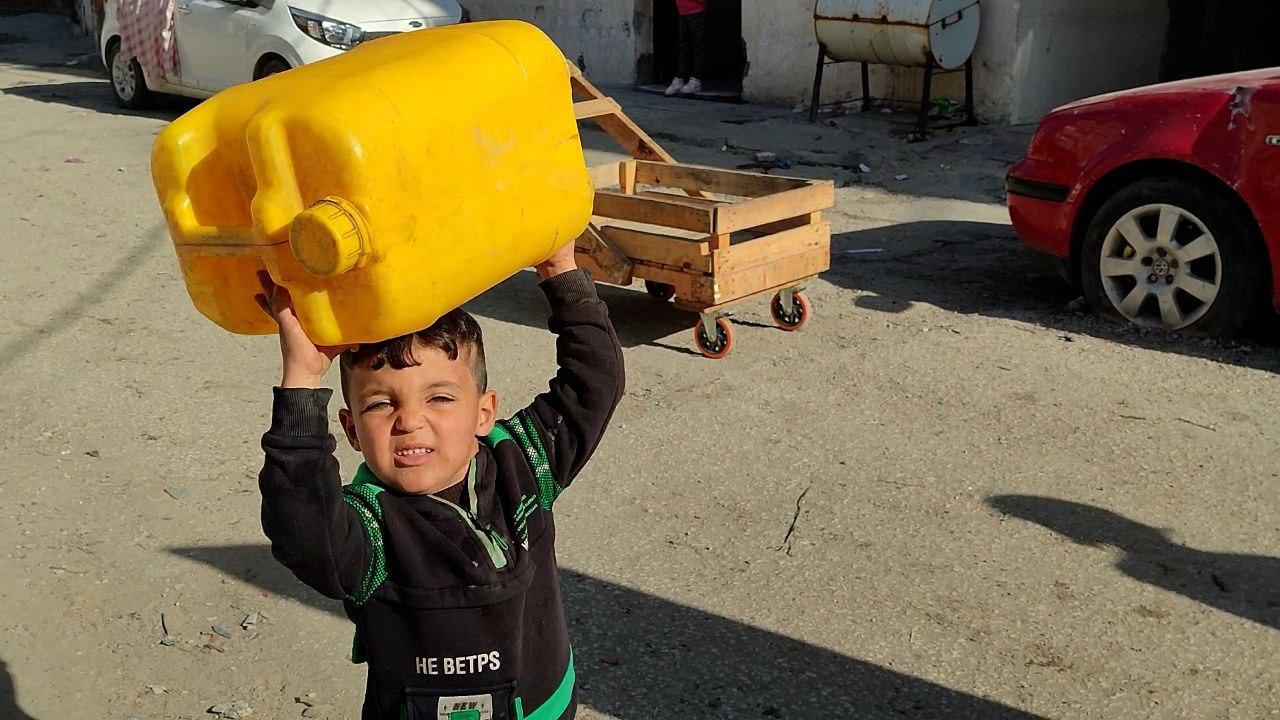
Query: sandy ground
[{"left": 2, "top": 13, "right": 1278, "bottom": 720}]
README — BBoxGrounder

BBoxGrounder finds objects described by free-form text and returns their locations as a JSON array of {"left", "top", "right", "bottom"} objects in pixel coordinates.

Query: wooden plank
[
  {"left": 749, "top": 212, "right": 822, "bottom": 237},
  {"left": 599, "top": 225, "right": 711, "bottom": 272},
  {"left": 634, "top": 161, "right": 811, "bottom": 198},
  {"left": 715, "top": 222, "right": 829, "bottom": 275},
  {"left": 590, "top": 112, "right": 677, "bottom": 163},
  {"left": 588, "top": 161, "right": 621, "bottom": 190},
  {"left": 566, "top": 62, "right": 712, "bottom": 199},
  {"left": 567, "top": 62, "right": 595, "bottom": 101},
  {"left": 638, "top": 190, "right": 721, "bottom": 209},
  {"left": 568, "top": 64, "right": 674, "bottom": 163},
  {"left": 575, "top": 223, "right": 633, "bottom": 285},
  {"left": 630, "top": 263, "right": 717, "bottom": 306},
  {"left": 574, "top": 98, "right": 619, "bottom": 120},
  {"left": 593, "top": 190, "right": 715, "bottom": 233},
  {"left": 713, "top": 181, "right": 835, "bottom": 234},
  {"left": 714, "top": 245, "right": 830, "bottom": 302},
  {"left": 575, "top": 250, "right": 614, "bottom": 287},
  {"left": 619, "top": 160, "right": 637, "bottom": 195},
  {"left": 677, "top": 275, "right": 820, "bottom": 314}
]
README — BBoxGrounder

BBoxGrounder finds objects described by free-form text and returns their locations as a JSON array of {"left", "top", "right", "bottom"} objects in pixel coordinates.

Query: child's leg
[
  {"left": 685, "top": 11, "right": 707, "bottom": 81},
  {"left": 675, "top": 13, "right": 693, "bottom": 80}
]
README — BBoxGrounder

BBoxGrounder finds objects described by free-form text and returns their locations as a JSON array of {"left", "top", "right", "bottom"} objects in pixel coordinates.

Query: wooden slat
[
  {"left": 590, "top": 113, "right": 677, "bottom": 163},
  {"left": 677, "top": 274, "right": 819, "bottom": 314},
  {"left": 575, "top": 223, "right": 633, "bottom": 285},
  {"left": 575, "top": 250, "right": 615, "bottom": 287},
  {"left": 634, "top": 161, "right": 810, "bottom": 198},
  {"left": 630, "top": 263, "right": 717, "bottom": 306},
  {"left": 749, "top": 212, "right": 822, "bottom": 237},
  {"left": 715, "top": 222, "right": 829, "bottom": 275},
  {"left": 713, "top": 181, "right": 835, "bottom": 234},
  {"left": 574, "top": 98, "right": 619, "bottom": 120},
  {"left": 566, "top": 60, "right": 711, "bottom": 199},
  {"left": 569, "top": 63, "right": 674, "bottom": 163},
  {"left": 715, "top": 245, "right": 830, "bottom": 301},
  {"left": 567, "top": 62, "right": 594, "bottom": 101},
  {"left": 619, "top": 160, "right": 637, "bottom": 195},
  {"left": 638, "top": 190, "right": 721, "bottom": 208},
  {"left": 599, "top": 225, "right": 711, "bottom": 272},
  {"left": 593, "top": 190, "right": 715, "bottom": 233}
]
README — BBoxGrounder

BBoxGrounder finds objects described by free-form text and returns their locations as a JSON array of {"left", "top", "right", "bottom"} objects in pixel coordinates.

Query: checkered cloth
[{"left": 116, "top": 0, "right": 180, "bottom": 84}]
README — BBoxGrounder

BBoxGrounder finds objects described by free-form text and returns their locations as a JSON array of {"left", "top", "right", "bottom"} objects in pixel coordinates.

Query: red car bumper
[{"left": 1006, "top": 157, "right": 1081, "bottom": 260}]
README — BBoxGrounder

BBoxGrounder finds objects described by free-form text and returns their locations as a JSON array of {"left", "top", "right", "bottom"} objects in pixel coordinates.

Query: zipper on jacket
[{"left": 424, "top": 458, "right": 510, "bottom": 570}]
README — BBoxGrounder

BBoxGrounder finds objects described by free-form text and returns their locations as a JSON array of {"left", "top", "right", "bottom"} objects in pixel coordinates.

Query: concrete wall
[
  {"left": 740, "top": 0, "right": 1021, "bottom": 123},
  {"left": 464, "top": 0, "right": 1171, "bottom": 125},
  {"left": 465, "top": 0, "right": 1021, "bottom": 119},
  {"left": 1008, "top": 0, "right": 1167, "bottom": 123},
  {"left": 732, "top": 0, "right": 1170, "bottom": 123},
  {"left": 465, "top": 0, "right": 649, "bottom": 86}
]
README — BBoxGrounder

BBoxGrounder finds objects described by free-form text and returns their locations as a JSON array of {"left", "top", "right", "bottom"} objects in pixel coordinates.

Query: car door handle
[{"left": 175, "top": 2, "right": 190, "bottom": 12}]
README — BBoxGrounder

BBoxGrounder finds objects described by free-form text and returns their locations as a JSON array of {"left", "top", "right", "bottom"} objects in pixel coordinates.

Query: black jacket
[{"left": 259, "top": 270, "right": 624, "bottom": 719}]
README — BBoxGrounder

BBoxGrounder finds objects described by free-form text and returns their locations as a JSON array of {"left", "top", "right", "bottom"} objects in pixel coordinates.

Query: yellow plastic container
[{"left": 151, "top": 20, "right": 592, "bottom": 345}]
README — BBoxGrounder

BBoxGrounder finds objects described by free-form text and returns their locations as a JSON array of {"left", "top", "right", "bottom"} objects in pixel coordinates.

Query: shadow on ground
[
  {"left": 989, "top": 495, "right": 1280, "bottom": 631},
  {"left": 2, "top": 78, "right": 194, "bottom": 119},
  {"left": 1, "top": 13, "right": 195, "bottom": 117},
  {"left": 171, "top": 544, "right": 1043, "bottom": 719},
  {"left": 828, "top": 221, "right": 1280, "bottom": 373},
  {"left": 0, "top": 11, "right": 106, "bottom": 80},
  {"left": 0, "top": 658, "right": 36, "bottom": 720}
]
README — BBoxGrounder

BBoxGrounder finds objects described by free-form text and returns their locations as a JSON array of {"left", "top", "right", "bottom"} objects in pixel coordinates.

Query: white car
[{"left": 101, "top": 0, "right": 466, "bottom": 108}]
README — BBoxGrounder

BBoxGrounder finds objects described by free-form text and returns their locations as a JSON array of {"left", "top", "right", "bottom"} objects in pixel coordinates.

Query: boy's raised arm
[
  {"left": 517, "top": 245, "right": 626, "bottom": 494},
  {"left": 255, "top": 274, "right": 368, "bottom": 601}
]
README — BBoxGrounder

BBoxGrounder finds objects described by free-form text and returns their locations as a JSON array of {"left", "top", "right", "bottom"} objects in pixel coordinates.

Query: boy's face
[{"left": 338, "top": 342, "right": 497, "bottom": 495}]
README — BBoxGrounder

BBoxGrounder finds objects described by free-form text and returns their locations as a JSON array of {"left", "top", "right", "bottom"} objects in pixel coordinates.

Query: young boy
[{"left": 255, "top": 243, "right": 624, "bottom": 720}]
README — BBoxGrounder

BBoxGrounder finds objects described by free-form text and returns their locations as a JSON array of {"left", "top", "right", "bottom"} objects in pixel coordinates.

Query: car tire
[
  {"left": 1080, "top": 176, "right": 1262, "bottom": 337},
  {"left": 106, "top": 40, "right": 154, "bottom": 110},
  {"left": 256, "top": 57, "right": 292, "bottom": 79}
]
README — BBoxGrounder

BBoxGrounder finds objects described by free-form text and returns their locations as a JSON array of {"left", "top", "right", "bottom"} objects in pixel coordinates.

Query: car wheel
[
  {"left": 107, "top": 40, "right": 154, "bottom": 109},
  {"left": 1080, "top": 176, "right": 1262, "bottom": 336},
  {"left": 257, "top": 57, "right": 292, "bottom": 79}
]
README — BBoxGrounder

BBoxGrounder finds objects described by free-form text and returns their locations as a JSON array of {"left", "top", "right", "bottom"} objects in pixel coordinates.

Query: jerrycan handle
[{"left": 289, "top": 196, "right": 371, "bottom": 278}]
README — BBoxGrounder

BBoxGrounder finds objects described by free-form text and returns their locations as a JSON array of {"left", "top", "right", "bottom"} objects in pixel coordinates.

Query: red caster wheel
[
  {"left": 693, "top": 316, "right": 734, "bottom": 359},
  {"left": 771, "top": 289, "right": 811, "bottom": 331},
  {"left": 645, "top": 280, "right": 676, "bottom": 302}
]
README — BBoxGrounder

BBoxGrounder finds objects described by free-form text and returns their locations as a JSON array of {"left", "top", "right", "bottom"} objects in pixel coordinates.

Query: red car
[{"left": 1007, "top": 69, "right": 1280, "bottom": 336}]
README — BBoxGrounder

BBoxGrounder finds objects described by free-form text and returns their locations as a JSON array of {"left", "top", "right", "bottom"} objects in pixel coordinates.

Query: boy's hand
[
  {"left": 534, "top": 239, "right": 578, "bottom": 280},
  {"left": 254, "top": 271, "right": 355, "bottom": 389}
]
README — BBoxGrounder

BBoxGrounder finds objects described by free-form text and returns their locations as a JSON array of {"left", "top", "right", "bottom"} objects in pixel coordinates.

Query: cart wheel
[
  {"left": 693, "top": 317, "right": 734, "bottom": 359},
  {"left": 645, "top": 281, "right": 676, "bottom": 302},
  {"left": 771, "top": 290, "right": 811, "bottom": 331}
]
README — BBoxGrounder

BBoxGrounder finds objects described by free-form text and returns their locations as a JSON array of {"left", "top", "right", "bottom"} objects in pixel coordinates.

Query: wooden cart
[{"left": 568, "top": 66, "right": 835, "bottom": 358}]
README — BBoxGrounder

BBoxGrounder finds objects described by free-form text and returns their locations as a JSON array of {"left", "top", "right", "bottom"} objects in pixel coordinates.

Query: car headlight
[{"left": 290, "top": 8, "right": 364, "bottom": 50}]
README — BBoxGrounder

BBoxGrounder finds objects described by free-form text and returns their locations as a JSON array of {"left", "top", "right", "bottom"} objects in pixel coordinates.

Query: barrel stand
[{"left": 808, "top": 44, "right": 976, "bottom": 141}]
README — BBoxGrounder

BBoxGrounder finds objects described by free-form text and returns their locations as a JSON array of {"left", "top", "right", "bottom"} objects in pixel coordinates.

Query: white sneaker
[
  {"left": 664, "top": 77, "right": 686, "bottom": 96},
  {"left": 679, "top": 77, "right": 702, "bottom": 95}
]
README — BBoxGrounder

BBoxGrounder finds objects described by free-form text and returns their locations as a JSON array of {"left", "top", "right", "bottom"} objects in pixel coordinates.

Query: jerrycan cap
[{"left": 290, "top": 196, "right": 370, "bottom": 278}]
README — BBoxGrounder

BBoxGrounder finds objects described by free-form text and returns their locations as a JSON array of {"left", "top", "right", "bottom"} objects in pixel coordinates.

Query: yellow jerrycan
[{"left": 151, "top": 20, "right": 593, "bottom": 346}]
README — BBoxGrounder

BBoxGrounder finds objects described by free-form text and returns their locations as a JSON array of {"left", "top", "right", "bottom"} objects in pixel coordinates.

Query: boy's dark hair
[{"left": 339, "top": 309, "right": 487, "bottom": 407}]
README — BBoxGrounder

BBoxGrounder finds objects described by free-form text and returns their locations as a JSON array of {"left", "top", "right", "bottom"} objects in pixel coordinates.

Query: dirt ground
[{"left": 2, "top": 13, "right": 1278, "bottom": 720}]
